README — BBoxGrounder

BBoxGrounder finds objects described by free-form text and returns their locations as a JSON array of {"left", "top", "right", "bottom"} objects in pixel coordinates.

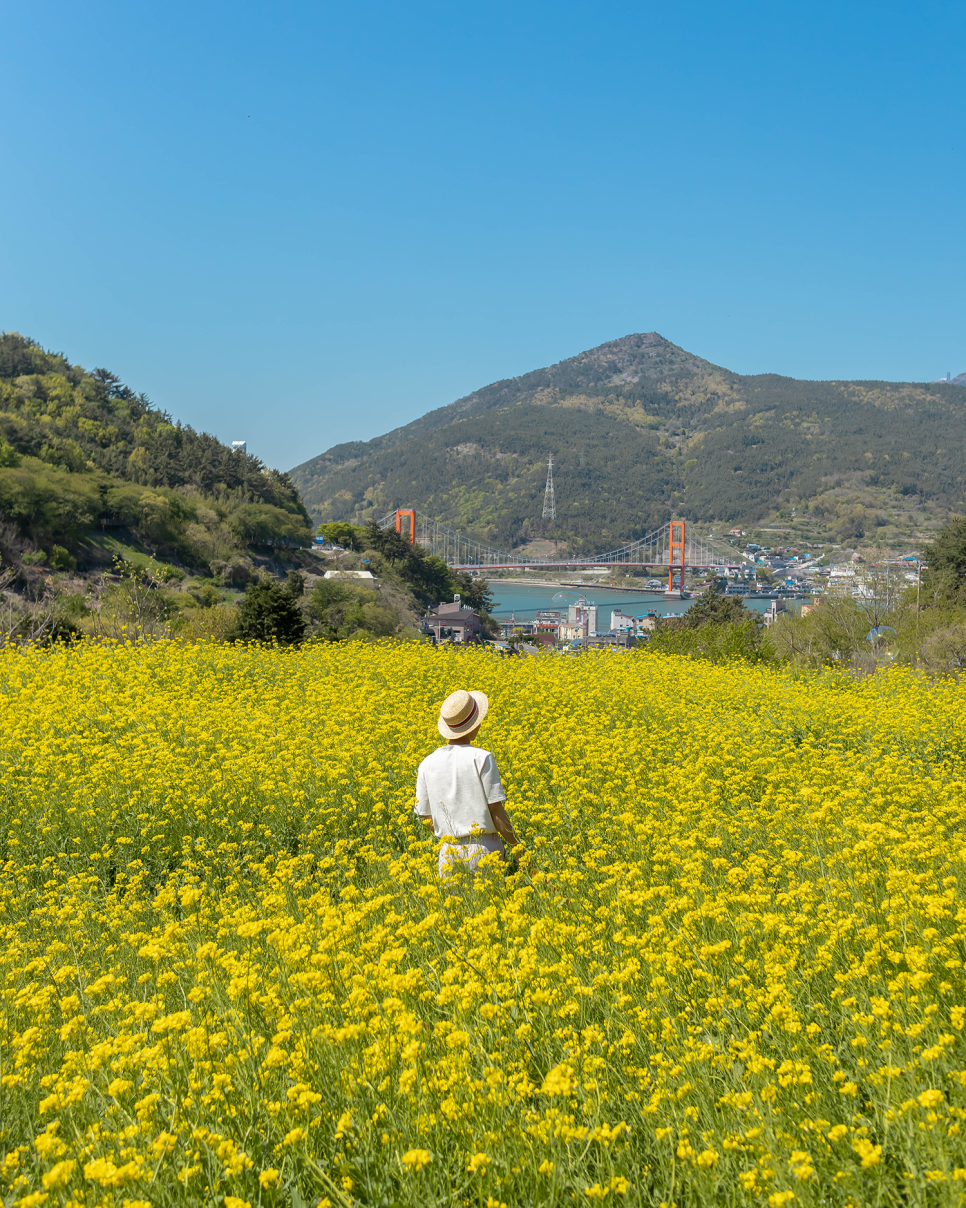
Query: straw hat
[{"left": 438, "top": 689, "right": 489, "bottom": 739}]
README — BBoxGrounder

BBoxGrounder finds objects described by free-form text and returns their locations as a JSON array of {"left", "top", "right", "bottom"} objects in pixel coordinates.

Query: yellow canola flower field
[{"left": 2, "top": 642, "right": 966, "bottom": 1208}]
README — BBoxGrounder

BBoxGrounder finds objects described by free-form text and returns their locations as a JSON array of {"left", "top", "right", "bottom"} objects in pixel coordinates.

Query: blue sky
[{"left": 2, "top": 0, "right": 964, "bottom": 471}]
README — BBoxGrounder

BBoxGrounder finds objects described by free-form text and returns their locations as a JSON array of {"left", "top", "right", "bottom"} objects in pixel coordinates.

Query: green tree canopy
[
  {"left": 923, "top": 516, "right": 966, "bottom": 604},
  {"left": 0, "top": 333, "right": 309, "bottom": 520},
  {"left": 227, "top": 578, "right": 306, "bottom": 646},
  {"left": 361, "top": 522, "right": 459, "bottom": 605},
  {"left": 230, "top": 503, "right": 312, "bottom": 548},
  {"left": 681, "top": 583, "right": 761, "bottom": 630},
  {"left": 647, "top": 616, "right": 774, "bottom": 664},
  {"left": 307, "top": 578, "right": 399, "bottom": 641},
  {"left": 317, "top": 522, "right": 368, "bottom": 551},
  {"left": 455, "top": 572, "right": 496, "bottom": 616}
]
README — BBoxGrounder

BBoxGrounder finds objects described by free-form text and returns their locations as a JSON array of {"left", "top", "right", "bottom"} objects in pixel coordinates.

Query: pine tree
[{"left": 227, "top": 579, "right": 306, "bottom": 645}]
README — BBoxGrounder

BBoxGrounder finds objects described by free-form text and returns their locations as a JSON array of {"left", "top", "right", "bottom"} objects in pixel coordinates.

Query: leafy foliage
[
  {"left": 454, "top": 572, "right": 497, "bottom": 617},
  {"left": 311, "top": 524, "right": 498, "bottom": 641},
  {"left": 922, "top": 516, "right": 966, "bottom": 604},
  {"left": 226, "top": 578, "right": 307, "bottom": 645},
  {"left": 766, "top": 518, "right": 966, "bottom": 671},
  {"left": 360, "top": 523, "right": 450, "bottom": 604},
  {"left": 356, "top": 521, "right": 498, "bottom": 633},
  {"left": 646, "top": 617, "right": 774, "bottom": 663},
  {"left": 0, "top": 332, "right": 312, "bottom": 564},
  {"left": 679, "top": 583, "right": 760, "bottom": 630},
  {"left": 317, "top": 522, "right": 368, "bottom": 551},
  {"left": 307, "top": 578, "right": 401, "bottom": 642}
]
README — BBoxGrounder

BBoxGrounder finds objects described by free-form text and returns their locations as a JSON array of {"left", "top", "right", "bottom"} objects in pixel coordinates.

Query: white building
[
  {"left": 567, "top": 601, "right": 598, "bottom": 635},
  {"left": 610, "top": 608, "right": 636, "bottom": 633}
]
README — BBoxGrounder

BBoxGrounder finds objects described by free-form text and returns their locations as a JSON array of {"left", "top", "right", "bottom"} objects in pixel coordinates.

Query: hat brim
[{"left": 438, "top": 690, "right": 489, "bottom": 739}]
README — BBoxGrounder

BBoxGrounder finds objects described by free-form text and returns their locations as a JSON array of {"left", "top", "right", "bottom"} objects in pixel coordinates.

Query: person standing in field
[{"left": 415, "top": 689, "right": 522, "bottom": 878}]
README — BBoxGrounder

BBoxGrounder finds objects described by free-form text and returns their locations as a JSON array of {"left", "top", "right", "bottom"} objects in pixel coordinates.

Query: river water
[{"left": 485, "top": 580, "right": 805, "bottom": 623}]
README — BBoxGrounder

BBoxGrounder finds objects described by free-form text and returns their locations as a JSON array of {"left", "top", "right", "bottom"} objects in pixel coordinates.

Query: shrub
[
  {"left": 308, "top": 578, "right": 399, "bottom": 641},
  {"left": 49, "top": 544, "right": 77, "bottom": 571},
  {"left": 646, "top": 616, "right": 775, "bottom": 664}
]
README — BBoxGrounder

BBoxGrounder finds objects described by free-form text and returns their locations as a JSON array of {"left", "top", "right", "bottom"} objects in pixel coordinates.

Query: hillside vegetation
[
  {"left": 0, "top": 332, "right": 312, "bottom": 573},
  {"left": 291, "top": 332, "right": 966, "bottom": 552},
  {"left": 0, "top": 333, "right": 508, "bottom": 645}
]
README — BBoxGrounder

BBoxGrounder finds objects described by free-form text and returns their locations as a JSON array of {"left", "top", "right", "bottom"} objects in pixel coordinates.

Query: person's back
[
  {"left": 416, "top": 742, "right": 503, "bottom": 841},
  {"left": 415, "top": 689, "right": 522, "bottom": 877}
]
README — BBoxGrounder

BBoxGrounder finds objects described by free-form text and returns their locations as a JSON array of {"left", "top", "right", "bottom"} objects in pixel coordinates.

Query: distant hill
[
  {"left": 0, "top": 332, "right": 311, "bottom": 569},
  {"left": 290, "top": 332, "right": 966, "bottom": 551}
]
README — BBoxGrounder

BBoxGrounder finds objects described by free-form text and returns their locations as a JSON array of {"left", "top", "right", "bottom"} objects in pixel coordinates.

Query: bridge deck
[
  {"left": 378, "top": 508, "right": 747, "bottom": 574},
  {"left": 453, "top": 560, "right": 745, "bottom": 571}
]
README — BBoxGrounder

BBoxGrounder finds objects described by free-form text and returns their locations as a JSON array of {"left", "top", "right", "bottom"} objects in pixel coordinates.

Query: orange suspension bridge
[{"left": 378, "top": 509, "right": 747, "bottom": 593}]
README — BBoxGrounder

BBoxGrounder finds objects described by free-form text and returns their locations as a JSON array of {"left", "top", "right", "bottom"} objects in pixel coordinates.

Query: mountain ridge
[
  {"left": 308, "top": 333, "right": 720, "bottom": 471},
  {"left": 291, "top": 333, "right": 966, "bottom": 551}
]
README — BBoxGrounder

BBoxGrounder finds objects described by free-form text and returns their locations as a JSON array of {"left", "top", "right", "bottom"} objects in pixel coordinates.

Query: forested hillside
[
  {"left": 0, "top": 332, "right": 311, "bottom": 570},
  {"left": 291, "top": 332, "right": 966, "bottom": 551}
]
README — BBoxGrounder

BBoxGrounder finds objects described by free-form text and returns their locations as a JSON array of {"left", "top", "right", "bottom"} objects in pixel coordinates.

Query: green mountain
[
  {"left": 291, "top": 332, "right": 966, "bottom": 551},
  {"left": 0, "top": 332, "right": 312, "bottom": 569}
]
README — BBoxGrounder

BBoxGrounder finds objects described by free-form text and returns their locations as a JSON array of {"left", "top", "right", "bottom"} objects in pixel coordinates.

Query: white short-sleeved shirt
[{"left": 414, "top": 744, "right": 506, "bottom": 840}]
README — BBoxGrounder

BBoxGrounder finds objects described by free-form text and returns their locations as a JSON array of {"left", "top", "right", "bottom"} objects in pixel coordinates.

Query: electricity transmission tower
[{"left": 542, "top": 454, "right": 557, "bottom": 521}]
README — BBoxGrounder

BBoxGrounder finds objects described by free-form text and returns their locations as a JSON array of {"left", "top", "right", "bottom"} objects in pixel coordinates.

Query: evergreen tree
[
  {"left": 363, "top": 522, "right": 413, "bottom": 565},
  {"left": 361, "top": 521, "right": 458, "bottom": 604},
  {"left": 682, "top": 582, "right": 760, "bottom": 630},
  {"left": 227, "top": 579, "right": 306, "bottom": 645},
  {"left": 455, "top": 572, "right": 496, "bottom": 615}
]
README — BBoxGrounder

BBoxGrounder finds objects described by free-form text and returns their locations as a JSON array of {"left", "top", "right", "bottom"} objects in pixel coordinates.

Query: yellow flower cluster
[{"left": 2, "top": 641, "right": 966, "bottom": 1205}]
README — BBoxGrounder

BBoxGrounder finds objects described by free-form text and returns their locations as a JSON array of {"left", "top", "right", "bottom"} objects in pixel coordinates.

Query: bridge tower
[
  {"left": 542, "top": 454, "right": 557, "bottom": 521},
  {"left": 668, "top": 520, "right": 685, "bottom": 592},
  {"left": 395, "top": 508, "right": 416, "bottom": 544}
]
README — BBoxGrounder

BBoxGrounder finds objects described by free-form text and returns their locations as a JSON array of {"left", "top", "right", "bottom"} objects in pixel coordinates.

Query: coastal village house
[
  {"left": 585, "top": 631, "right": 638, "bottom": 650},
  {"left": 559, "top": 618, "right": 587, "bottom": 642},
  {"left": 535, "top": 609, "right": 562, "bottom": 634},
  {"left": 427, "top": 598, "right": 482, "bottom": 644}
]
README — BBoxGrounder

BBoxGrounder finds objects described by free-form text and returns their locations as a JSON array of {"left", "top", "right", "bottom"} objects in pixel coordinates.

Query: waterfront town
[{"left": 421, "top": 543, "right": 926, "bottom": 650}]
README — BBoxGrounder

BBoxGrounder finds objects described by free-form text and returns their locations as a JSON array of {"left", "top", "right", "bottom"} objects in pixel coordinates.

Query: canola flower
[{"left": 1, "top": 640, "right": 966, "bottom": 1206}]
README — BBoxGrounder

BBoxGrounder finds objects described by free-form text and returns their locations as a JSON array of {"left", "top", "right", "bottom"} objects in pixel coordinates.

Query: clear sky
[{"left": 2, "top": 1, "right": 964, "bottom": 472}]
